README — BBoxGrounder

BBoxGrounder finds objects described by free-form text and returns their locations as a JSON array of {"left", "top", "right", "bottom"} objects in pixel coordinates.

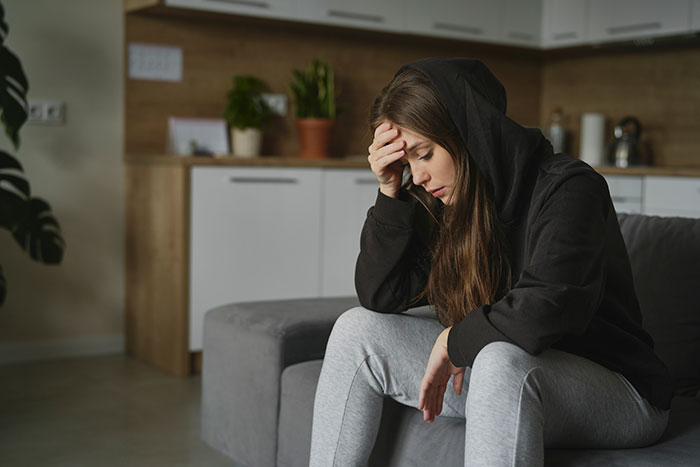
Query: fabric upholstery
[
  {"left": 617, "top": 214, "right": 700, "bottom": 395},
  {"left": 201, "top": 297, "right": 359, "bottom": 467}
]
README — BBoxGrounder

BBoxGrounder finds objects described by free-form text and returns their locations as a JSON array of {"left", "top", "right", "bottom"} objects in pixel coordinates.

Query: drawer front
[{"left": 644, "top": 176, "right": 700, "bottom": 213}]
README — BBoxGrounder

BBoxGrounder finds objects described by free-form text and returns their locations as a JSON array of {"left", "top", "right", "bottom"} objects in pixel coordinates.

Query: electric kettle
[{"left": 608, "top": 117, "right": 642, "bottom": 168}]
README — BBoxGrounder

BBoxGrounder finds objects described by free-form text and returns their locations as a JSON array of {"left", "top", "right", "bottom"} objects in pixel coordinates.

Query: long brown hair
[{"left": 369, "top": 68, "right": 511, "bottom": 326}]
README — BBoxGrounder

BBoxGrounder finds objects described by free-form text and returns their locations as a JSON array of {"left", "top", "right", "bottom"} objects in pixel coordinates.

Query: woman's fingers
[{"left": 453, "top": 371, "right": 464, "bottom": 396}]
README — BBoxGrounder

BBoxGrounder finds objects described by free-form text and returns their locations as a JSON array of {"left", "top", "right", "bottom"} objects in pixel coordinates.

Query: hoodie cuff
[
  {"left": 446, "top": 305, "right": 509, "bottom": 367},
  {"left": 370, "top": 189, "right": 416, "bottom": 229}
]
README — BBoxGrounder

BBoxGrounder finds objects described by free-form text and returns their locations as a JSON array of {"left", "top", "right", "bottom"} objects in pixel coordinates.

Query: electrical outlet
[
  {"left": 27, "top": 100, "right": 65, "bottom": 125},
  {"left": 262, "top": 93, "right": 287, "bottom": 116}
]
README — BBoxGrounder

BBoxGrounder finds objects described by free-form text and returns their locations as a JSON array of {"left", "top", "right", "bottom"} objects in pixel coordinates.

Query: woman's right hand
[{"left": 368, "top": 122, "right": 406, "bottom": 199}]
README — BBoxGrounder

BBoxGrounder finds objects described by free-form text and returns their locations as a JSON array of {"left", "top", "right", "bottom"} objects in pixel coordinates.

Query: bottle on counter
[{"left": 547, "top": 107, "right": 566, "bottom": 154}]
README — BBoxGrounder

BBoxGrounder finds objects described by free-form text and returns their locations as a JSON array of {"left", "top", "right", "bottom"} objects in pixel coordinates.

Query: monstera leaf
[
  {"left": 0, "top": 149, "right": 29, "bottom": 227},
  {"left": 0, "top": 264, "right": 5, "bottom": 306},
  {"left": 11, "top": 197, "right": 64, "bottom": 264},
  {"left": 0, "top": 3, "right": 28, "bottom": 149}
]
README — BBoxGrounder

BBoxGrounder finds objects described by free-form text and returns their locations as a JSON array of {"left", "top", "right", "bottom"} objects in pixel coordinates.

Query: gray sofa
[{"left": 201, "top": 213, "right": 700, "bottom": 466}]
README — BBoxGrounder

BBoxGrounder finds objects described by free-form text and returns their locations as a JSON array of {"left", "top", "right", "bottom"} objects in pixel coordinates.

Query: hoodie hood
[{"left": 396, "top": 57, "right": 551, "bottom": 225}]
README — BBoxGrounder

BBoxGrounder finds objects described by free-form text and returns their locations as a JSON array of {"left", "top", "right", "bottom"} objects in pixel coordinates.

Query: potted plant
[
  {"left": 0, "top": 1, "right": 65, "bottom": 306},
  {"left": 289, "top": 58, "right": 337, "bottom": 159},
  {"left": 224, "top": 75, "right": 273, "bottom": 158}
]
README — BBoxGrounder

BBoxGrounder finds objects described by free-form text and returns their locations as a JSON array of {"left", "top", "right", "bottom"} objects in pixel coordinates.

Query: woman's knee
[{"left": 471, "top": 341, "right": 536, "bottom": 381}]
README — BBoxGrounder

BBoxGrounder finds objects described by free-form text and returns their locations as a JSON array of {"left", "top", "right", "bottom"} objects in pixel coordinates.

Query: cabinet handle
[
  {"left": 327, "top": 9, "right": 384, "bottom": 24},
  {"left": 508, "top": 31, "right": 534, "bottom": 41},
  {"left": 229, "top": 177, "right": 298, "bottom": 184},
  {"left": 607, "top": 22, "right": 661, "bottom": 35},
  {"left": 552, "top": 31, "right": 578, "bottom": 41},
  {"left": 433, "top": 22, "right": 483, "bottom": 36},
  {"left": 204, "top": 0, "right": 270, "bottom": 9},
  {"left": 354, "top": 178, "right": 378, "bottom": 185}
]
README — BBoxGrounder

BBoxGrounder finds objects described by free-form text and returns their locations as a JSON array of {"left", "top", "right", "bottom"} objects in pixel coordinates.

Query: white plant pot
[{"left": 231, "top": 127, "right": 262, "bottom": 158}]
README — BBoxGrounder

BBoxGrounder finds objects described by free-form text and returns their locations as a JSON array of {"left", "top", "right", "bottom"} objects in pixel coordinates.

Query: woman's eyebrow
[{"left": 406, "top": 141, "right": 429, "bottom": 154}]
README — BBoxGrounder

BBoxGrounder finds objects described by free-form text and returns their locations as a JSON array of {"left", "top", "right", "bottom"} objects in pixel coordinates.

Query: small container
[
  {"left": 547, "top": 107, "right": 566, "bottom": 154},
  {"left": 579, "top": 113, "right": 606, "bottom": 167}
]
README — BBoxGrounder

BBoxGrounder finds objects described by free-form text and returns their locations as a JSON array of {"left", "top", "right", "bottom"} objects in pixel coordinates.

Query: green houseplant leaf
[
  {"left": 289, "top": 58, "right": 337, "bottom": 119},
  {"left": 0, "top": 1, "right": 65, "bottom": 306},
  {"left": 224, "top": 75, "right": 273, "bottom": 130},
  {"left": 11, "top": 197, "right": 65, "bottom": 264},
  {"left": 0, "top": 3, "right": 28, "bottom": 149},
  {"left": 0, "top": 149, "right": 29, "bottom": 229}
]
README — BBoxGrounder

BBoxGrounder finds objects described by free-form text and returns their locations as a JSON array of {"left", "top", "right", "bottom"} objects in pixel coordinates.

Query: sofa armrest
[{"left": 200, "top": 296, "right": 359, "bottom": 467}]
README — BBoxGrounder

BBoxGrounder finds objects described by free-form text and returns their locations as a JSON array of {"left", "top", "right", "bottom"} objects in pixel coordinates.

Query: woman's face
[{"left": 395, "top": 125, "right": 456, "bottom": 205}]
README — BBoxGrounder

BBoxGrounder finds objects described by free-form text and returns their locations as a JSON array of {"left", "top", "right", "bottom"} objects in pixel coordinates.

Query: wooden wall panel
[
  {"left": 540, "top": 46, "right": 700, "bottom": 168},
  {"left": 125, "top": 162, "right": 190, "bottom": 376},
  {"left": 125, "top": 11, "right": 542, "bottom": 159}
]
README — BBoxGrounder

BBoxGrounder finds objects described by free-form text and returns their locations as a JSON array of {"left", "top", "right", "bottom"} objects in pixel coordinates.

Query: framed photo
[{"left": 167, "top": 117, "right": 230, "bottom": 156}]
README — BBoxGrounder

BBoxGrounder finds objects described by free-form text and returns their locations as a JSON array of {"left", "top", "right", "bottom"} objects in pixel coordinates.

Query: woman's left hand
[{"left": 418, "top": 326, "right": 466, "bottom": 423}]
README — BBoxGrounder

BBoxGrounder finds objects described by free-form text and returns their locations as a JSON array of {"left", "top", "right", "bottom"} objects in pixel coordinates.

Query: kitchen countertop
[{"left": 125, "top": 154, "right": 700, "bottom": 177}]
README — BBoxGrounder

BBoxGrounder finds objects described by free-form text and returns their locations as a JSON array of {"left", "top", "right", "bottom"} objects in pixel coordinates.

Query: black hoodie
[{"left": 355, "top": 58, "right": 674, "bottom": 410}]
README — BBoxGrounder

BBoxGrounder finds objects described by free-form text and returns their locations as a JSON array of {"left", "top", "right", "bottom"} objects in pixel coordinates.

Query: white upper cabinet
[
  {"left": 165, "top": 0, "right": 299, "bottom": 21},
  {"left": 693, "top": 0, "right": 700, "bottom": 30},
  {"left": 587, "top": 0, "right": 692, "bottom": 43},
  {"left": 404, "top": 0, "right": 502, "bottom": 43},
  {"left": 541, "top": 0, "right": 587, "bottom": 48},
  {"left": 159, "top": 0, "right": 698, "bottom": 49},
  {"left": 305, "top": 0, "right": 405, "bottom": 32},
  {"left": 500, "top": 0, "right": 541, "bottom": 46}
]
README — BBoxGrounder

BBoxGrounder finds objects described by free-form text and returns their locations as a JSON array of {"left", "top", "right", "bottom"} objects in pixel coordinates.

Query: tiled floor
[{"left": 0, "top": 354, "right": 239, "bottom": 467}]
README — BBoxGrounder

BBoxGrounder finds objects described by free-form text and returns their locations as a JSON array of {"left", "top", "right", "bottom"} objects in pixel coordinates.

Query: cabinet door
[
  {"left": 500, "top": 0, "right": 541, "bottom": 47},
  {"left": 693, "top": 0, "right": 700, "bottom": 30},
  {"left": 604, "top": 175, "right": 643, "bottom": 214},
  {"left": 189, "top": 166, "right": 322, "bottom": 350},
  {"left": 321, "top": 169, "right": 379, "bottom": 297},
  {"left": 165, "top": 0, "right": 298, "bottom": 21},
  {"left": 643, "top": 176, "right": 700, "bottom": 218},
  {"left": 405, "top": 0, "right": 502, "bottom": 43},
  {"left": 541, "top": 0, "right": 587, "bottom": 48},
  {"left": 588, "top": 0, "right": 692, "bottom": 43},
  {"left": 309, "top": 0, "right": 405, "bottom": 33}
]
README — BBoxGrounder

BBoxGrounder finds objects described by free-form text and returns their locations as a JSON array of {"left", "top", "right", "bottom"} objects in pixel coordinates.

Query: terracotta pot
[{"left": 296, "top": 118, "right": 335, "bottom": 159}]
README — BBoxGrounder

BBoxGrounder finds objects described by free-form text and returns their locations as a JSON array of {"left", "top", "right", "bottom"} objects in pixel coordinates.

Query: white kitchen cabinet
[
  {"left": 321, "top": 169, "right": 379, "bottom": 297},
  {"left": 693, "top": 0, "right": 700, "bottom": 30},
  {"left": 165, "top": 0, "right": 304, "bottom": 21},
  {"left": 500, "top": 0, "right": 541, "bottom": 47},
  {"left": 643, "top": 176, "right": 700, "bottom": 218},
  {"left": 604, "top": 175, "right": 643, "bottom": 214},
  {"left": 587, "top": 0, "right": 692, "bottom": 43},
  {"left": 307, "top": 0, "right": 405, "bottom": 33},
  {"left": 404, "top": 0, "right": 502, "bottom": 43},
  {"left": 189, "top": 166, "right": 323, "bottom": 350},
  {"left": 541, "top": 0, "right": 587, "bottom": 48}
]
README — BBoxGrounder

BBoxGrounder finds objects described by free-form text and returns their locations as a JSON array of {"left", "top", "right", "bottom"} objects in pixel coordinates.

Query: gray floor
[{"left": 0, "top": 354, "right": 240, "bottom": 467}]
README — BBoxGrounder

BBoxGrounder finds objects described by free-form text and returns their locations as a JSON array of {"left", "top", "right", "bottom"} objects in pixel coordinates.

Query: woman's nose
[{"left": 412, "top": 167, "right": 429, "bottom": 186}]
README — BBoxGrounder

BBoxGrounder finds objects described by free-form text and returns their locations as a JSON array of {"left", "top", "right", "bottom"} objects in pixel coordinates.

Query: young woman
[{"left": 309, "top": 58, "right": 673, "bottom": 467}]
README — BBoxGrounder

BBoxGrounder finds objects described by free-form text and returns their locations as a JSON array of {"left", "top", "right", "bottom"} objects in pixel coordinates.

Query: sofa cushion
[{"left": 617, "top": 214, "right": 700, "bottom": 396}]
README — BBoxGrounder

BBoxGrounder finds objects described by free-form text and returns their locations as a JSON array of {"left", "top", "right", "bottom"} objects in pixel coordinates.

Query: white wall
[{"left": 0, "top": 0, "right": 124, "bottom": 363}]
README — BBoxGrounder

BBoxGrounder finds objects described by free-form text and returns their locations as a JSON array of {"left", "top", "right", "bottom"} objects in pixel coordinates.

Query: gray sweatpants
[{"left": 309, "top": 307, "right": 669, "bottom": 467}]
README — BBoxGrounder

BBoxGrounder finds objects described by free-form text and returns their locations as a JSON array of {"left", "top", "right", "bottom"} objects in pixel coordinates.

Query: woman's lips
[{"left": 430, "top": 187, "right": 446, "bottom": 198}]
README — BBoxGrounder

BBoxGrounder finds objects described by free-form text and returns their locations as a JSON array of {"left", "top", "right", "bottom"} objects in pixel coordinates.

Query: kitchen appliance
[{"left": 608, "top": 117, "right": 642, "bottom": 167}]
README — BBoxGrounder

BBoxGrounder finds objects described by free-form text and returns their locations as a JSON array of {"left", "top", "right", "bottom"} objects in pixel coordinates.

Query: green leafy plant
[
  {"left": 289, "top": 57, "right": 337, "bottom": 119},
  {"left": 0, "top": 1, "right": 64, "bottom": 307},
  {"left": 224, "top": 75, "right": 273, "bottom": 130}
]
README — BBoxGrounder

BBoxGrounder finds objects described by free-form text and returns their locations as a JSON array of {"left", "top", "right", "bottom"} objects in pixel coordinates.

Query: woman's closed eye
[{"left": 418, "top": 151, "right": 433, "bottom": 161}]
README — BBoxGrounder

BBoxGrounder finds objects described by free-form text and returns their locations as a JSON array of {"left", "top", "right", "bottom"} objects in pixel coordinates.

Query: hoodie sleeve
[
  {"left": 354, "top": 189, "right": 432, "bottom": 313},
  {"left": 447, "top": 173, "right": 612, "bottom": 367}
]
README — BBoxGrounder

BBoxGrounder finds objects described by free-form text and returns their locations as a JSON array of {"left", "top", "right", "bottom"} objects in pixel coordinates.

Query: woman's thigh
[{"left": 324, "top": 306, "right": 469, "bottom": 418}]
